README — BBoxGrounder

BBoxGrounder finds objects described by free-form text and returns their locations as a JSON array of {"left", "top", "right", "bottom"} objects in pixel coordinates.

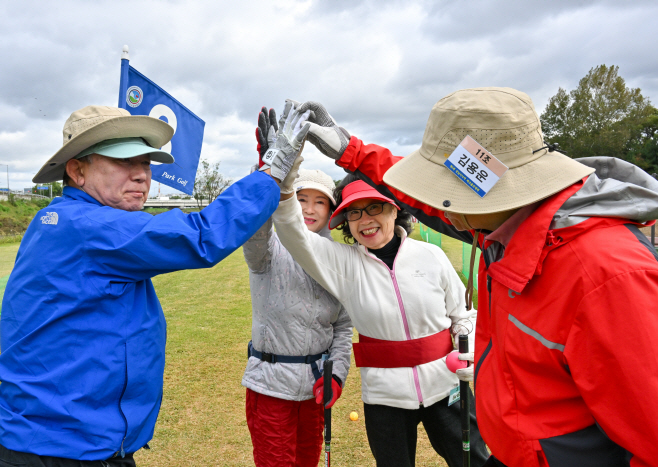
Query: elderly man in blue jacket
[{"left": 0, "top": 105, "right": 303, "bottom": 466}]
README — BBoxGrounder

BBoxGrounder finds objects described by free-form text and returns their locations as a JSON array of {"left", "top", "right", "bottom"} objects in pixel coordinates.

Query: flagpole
[{"left": 118, "top": 45, "right": 130, "bottom": 109}]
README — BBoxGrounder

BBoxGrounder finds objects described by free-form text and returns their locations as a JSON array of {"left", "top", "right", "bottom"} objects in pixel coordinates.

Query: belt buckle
[{"left": 262, "top": 352, "right": 275, "bottom": 363}]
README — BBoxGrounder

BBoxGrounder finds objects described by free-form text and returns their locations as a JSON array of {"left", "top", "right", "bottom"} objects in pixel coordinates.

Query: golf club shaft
[
  {"left": 324, "top": 360, "right": 333, "bottom": 467},
  {"left": 459, "top": 335, "right": 470, "bottom": 467}
]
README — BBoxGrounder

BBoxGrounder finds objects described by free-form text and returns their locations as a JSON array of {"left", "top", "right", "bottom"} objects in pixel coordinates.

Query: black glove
[{"left": 256, "top": 106, "right": 278, "bottom": 167}]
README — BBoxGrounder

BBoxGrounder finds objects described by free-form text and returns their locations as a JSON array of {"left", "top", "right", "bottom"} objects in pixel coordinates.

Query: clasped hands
[{"left": 257, "top": 100, "right": 351, "bottom": 194}]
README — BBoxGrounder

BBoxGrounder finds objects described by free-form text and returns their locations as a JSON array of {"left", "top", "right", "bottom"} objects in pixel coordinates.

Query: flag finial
[{"left": 121, "top": 45, "right": 130, "bottom": 60}]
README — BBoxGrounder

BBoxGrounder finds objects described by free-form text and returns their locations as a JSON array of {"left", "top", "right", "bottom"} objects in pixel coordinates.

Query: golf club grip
[
  {"left": 459, "top": 335, "right": 470, "bottom": 467},
  {"left": 324, "top": 360, "right": 333, "bottom": 405},
  {"left": 324, "top": 360, "right": 333, "bottom": 466},
  {"left": 324, "top": 360, "right": 333, "bottom": 439}
]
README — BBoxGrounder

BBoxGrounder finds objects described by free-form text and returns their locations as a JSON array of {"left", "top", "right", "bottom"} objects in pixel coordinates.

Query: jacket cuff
[
  {"left": 272, "top": 195, "right": 298, "bottom": 224},
  {"left": 337, "top": 136, "right": 362, "bottom": 171}
]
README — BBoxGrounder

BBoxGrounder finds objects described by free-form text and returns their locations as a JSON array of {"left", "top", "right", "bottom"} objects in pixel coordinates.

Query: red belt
[{"left": 353, "top": 329, "right": 453, "bottom": 368}]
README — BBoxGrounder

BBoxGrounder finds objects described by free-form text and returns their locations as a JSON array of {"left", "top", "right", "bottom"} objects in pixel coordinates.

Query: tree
[
  {"left": 626, "top": 109, "right": 658, "bottom": 176},
  {"left": 193, "top": 160, "right": 232, "bottom": 209},
  {"left": 540, "top": 65, "right": 656, "bottom": 160}
]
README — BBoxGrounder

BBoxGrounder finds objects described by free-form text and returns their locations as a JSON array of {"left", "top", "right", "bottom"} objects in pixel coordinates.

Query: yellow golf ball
[{"left": 349, "top": 411, "right": 359, "bottom": 421}]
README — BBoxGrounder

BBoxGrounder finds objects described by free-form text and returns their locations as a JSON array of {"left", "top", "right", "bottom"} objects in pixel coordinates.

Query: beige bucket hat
[
  {"left": 383, "top": 87, "right": 594, "bottom": 214},
  {"left": 33, "top": 105, "right": 174, "bottom": 183},
  {"left": 293, "top": 168, "right": 336, "bottom": 205}
]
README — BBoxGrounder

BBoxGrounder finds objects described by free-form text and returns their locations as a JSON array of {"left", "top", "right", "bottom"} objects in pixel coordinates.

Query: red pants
[{"left": 246, "top": 388, "right": 324, "bottom": 467}]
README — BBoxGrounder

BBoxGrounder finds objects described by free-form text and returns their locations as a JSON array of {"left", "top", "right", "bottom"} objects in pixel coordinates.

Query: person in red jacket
[{"left": 294, "top": 88, "right": 658, "bottom": 467}]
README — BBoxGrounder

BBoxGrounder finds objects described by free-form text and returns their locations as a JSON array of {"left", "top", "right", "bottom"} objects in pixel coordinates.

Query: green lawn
[
  {"left": 0, "top": 224, "right": 468, "bottom": 466},
  {"left": 0, "top": 243, "right": 20, "bottom": 278},
  {"left": 0, "top": 198, "right": 49, "bottom": 237}
]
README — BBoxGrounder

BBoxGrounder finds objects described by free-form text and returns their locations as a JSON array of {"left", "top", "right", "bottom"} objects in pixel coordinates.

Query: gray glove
[
  {"left": 296, "top": 101, "right": 351, "bottom": 160},
  {"left": 260, "top": 101, "right": 310, "bottom": 181}
]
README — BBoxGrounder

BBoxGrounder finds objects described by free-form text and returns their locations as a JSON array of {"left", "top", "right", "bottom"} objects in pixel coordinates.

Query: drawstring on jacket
[{"left": 465, "top": 231, "right": 480, "bottom": 311}]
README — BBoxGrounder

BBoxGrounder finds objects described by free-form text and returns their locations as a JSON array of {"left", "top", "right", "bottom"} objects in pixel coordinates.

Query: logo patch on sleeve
[{"left": 40, "top": 212, "right": 59, "bottom": 225}]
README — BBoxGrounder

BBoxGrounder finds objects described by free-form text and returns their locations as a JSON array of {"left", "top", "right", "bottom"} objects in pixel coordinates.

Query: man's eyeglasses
[{"left": 344, "top": 203, "right": 386, "bottom": 222}]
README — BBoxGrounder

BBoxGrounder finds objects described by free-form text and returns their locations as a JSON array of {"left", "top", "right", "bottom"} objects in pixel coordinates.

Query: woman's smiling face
[
  {"left": 297, "top": 189, "right": 331, "bottom": 233},
  {"left": 347, "top": 198, "right": 397, "bottom": 249}
]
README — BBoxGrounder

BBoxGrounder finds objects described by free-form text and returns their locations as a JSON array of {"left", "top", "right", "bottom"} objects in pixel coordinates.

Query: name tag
[
  {"left": 448, "top": 385, "right": 460, "bottom": 406},
  {"left": 261, "top": 148, "right": 279, "bottom": 166},
  {"left": 444, "top": 136, "right": 508, "bottom": 198}
]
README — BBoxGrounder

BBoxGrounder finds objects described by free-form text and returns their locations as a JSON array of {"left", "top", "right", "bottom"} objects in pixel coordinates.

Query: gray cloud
[{"left": 1, "top": 0, "right": 657, "bottom": 193}]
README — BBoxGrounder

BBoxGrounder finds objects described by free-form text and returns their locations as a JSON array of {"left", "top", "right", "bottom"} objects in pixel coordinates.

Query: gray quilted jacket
[{"left": 241, "top": 218, "right": 352, "bottom": 401}]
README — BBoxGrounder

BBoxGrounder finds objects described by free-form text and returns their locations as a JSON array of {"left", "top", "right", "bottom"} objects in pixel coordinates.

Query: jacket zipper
[
  {"left": 487, "top": 275, "right": 492, "bottom": 318},
  {"left": 474, "top": 338, "right": 492, "bottom": 391},
  {"left": 366, "top": 237, "right": 424, "bottom": 405},
  {"left": 390, "top": 268, "right": 424, "bottom": 405},
  {"left": 475, "top": 275, "right": 494, "bottom": 391},
  {"left": 118, "top": 344, "right": 129, "bottom": 457}
]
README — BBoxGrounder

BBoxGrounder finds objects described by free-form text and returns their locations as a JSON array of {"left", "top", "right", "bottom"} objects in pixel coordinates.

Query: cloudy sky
[{"left": 1, "top": 0, "right": 657, "bottom": 195}]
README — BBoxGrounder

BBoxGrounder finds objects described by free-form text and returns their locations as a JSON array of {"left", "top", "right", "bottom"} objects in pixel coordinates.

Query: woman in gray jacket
[{"left": 242, "top": 165, "right": 352, "bottom": 467}]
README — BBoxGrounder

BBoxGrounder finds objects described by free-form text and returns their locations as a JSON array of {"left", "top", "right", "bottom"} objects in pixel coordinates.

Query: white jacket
[
  {"left": 241, "top": 218, "right": 352, "bottom": 401},
  {"left": 273, "top": 196, "right": 476, "bottom": 410}
]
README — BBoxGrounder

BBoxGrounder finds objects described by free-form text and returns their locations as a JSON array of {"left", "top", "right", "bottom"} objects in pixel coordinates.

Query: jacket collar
[
  {"left": 357, "top": 225, "right": 408, "bottom": 255},
  {"left": 486, "top": 180, "right": 585, "bottom": 293},
  {"left": 63, "top": 186, "right": 104, "bottom": 207},
  {"left": 486, "top": 201, "right": 541, "bottom": 248}
]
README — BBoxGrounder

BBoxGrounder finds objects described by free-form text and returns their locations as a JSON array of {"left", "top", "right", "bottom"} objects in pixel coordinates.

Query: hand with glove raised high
[
  {"left": 260, "top": 101, "right": 311, "bottom": 182},
  {"left": 296, "top": 101, "right": 351, "bottom": 160},
  {"left": 313, "top": 375, "right": 343, "bottom": 409},
  {"left": 255, "top": 106, "right": 278, "bottom": 167}
]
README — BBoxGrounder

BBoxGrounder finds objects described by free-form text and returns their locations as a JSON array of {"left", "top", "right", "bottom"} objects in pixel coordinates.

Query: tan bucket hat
[
  {"left": 33, "top": 105, "right": 174, "bottom": 183},
  {"left": 383, "top": 87, "right": 595, "bottom": 214}
]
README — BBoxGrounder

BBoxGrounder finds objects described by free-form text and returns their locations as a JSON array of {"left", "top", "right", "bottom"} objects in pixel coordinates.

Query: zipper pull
[{"left": 120, "top": 440, "right": 125, "bottom": 458}]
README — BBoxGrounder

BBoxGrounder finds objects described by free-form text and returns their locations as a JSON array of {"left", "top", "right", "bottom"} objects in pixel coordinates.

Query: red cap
[{"left": 329, "top": 180, "right": 399, "bottom": 229}]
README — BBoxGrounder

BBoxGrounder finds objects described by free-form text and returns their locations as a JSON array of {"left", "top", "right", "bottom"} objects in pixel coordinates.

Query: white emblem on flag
[
  {"left": 126, "top": 86, "right": 143, "bottom": 108},
  {"left": 40, "top": 212, "right": 58, "bottom": 225}
]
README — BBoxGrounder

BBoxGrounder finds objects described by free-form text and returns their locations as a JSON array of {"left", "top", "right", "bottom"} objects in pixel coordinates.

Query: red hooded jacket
[{"left": 337, "top": 136, "right": 658, "bottom": 467}]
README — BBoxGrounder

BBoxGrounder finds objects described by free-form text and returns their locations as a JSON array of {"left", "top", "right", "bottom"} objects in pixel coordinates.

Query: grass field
[
  {"left": 0, "top": 225, "right": 467, "bottom": 466},
  {"left": 0, "top": 198, "right": 49, "bottom": 237}
]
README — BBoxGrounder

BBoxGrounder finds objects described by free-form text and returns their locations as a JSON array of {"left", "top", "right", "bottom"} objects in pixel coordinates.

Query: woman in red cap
[{"left": 268, "top": 167, "right": 489, "bottom": 467}]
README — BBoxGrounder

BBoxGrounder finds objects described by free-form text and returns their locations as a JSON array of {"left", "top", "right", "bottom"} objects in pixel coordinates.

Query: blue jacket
[{"left": 0, "top": 171, "right": 279, "bottom": 460}]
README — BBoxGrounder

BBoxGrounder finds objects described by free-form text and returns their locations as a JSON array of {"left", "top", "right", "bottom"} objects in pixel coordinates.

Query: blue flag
[{"left": 118, "top": 55, "right": 204, "bottom": 195}]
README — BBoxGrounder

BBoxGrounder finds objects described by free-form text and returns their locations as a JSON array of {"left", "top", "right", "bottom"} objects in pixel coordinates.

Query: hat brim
[
  {"left": 294, "top": 181, "right": 336, "bottom": 206},
  {"left": 329, "top": 189, "right": 399, "bottom": 229},
  {"left": 78, "top": 138, "right": 174, "bottom": 165},
  {"left": 33, "top": 116, "right": 174, "bottom": 183},
  {"left": 383, "top": 148, "right": 595, "bottom": 215}
]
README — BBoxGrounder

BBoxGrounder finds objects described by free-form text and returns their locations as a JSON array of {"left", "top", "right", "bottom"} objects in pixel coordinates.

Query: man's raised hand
[{"left": 260, "top": 101, "right": 311, "bottom": 183}]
